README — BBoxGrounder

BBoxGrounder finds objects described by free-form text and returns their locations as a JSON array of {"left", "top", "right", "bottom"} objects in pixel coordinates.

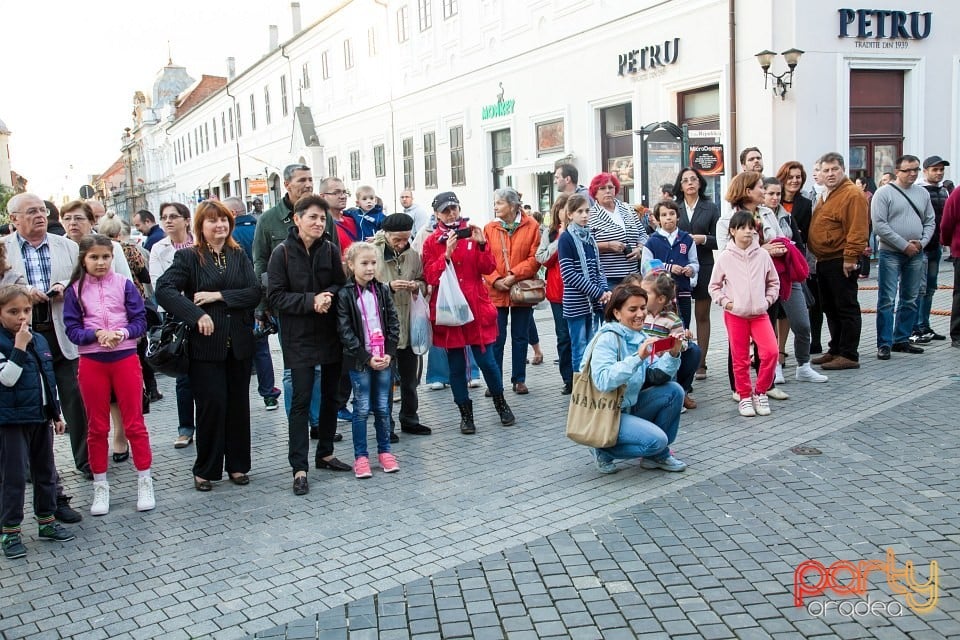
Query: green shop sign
[{"left": 482, "top": 99, "right": 515, "bottom": 120}]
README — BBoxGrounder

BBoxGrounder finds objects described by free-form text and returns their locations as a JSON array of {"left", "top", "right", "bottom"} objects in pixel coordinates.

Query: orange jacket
[{"left": 483, "top": 214, "right": 541, "bottom": 307}]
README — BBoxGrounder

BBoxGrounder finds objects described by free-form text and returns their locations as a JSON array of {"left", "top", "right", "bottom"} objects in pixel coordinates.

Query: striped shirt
[
  {"left": 589, "top": 199, "right": 648, "bottom": 281},
  {"left": 557, "top": 232, "right": 607, "bottom": 319}
]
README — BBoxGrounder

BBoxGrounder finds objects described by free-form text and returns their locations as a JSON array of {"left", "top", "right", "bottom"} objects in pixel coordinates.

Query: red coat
[
  {"left": 543, "top": 249, "right": 564, "bottom": 304},
  {"left": 422, "top": 223, "right": 499, "bottom": 348}
]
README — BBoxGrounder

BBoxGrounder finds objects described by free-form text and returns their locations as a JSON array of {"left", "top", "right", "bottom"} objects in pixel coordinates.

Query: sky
[{"left": 0, "top": 0, "right": 324, "bottom": 202}]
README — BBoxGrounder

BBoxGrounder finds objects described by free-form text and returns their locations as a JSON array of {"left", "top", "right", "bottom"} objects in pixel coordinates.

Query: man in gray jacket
[{"left": 870, "top": 154, "right": 936, "bottom": 359}]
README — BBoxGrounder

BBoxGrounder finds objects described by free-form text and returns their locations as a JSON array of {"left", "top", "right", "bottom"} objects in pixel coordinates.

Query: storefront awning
[{"left": 502, "top": 158, "right": 558, "bottom": 177}]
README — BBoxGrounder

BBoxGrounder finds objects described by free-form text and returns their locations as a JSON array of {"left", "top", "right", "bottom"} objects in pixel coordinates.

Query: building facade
[
  {"left": 0, "top": 118, "right": 12, "bottom": 190},
  {"left": 163, "top": 0, "right": 959, "bottom": 221}
]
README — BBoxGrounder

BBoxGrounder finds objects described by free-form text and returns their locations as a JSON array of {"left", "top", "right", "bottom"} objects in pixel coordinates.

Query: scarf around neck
[{"left": 566, "top": 222, "right": 597, "bottom": 278}]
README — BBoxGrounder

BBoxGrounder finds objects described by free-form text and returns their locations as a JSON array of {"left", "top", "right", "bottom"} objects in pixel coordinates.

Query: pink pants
[
  {"left": 78, "top": 354, "right": 152, "bottom": 474},
  {"left": 723, "top": 311, "right": 778, "bottom": 399}
]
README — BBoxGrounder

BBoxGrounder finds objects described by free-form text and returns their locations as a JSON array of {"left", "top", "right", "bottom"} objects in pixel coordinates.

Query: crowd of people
[{"left": 1, "top": 147, "right": 957, "bottom": 558}]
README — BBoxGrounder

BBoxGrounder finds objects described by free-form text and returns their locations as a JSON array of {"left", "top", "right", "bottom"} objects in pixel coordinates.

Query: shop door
[
  {"left": 536, "top": 173, "right": 554, "bottom": 214},
  {"left": 601, "top": 103, "right": 634, "bottom": 203},
  {"left": 491, "top": 129, "right": 512, "bottom": 190},
  {"left": 849, "top": 70, "right": 903, "bottom": 183}
]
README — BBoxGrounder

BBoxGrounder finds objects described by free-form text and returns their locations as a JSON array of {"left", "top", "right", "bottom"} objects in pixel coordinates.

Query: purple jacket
[{"left": 63, "top": 272, "right": 146, "bottom": 357}]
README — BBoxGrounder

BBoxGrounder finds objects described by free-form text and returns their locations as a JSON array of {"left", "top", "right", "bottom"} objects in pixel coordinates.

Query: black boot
[
  {"left": 457, "top": 401, "right": 476, "bottom": 434},
  {"left": 491, "top": 394, "right": 515, "bottom": 426}
]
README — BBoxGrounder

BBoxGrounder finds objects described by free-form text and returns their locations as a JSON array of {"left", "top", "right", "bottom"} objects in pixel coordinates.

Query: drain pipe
[{"left": 728, "top": 0, "right": 738, "bottom": 176}]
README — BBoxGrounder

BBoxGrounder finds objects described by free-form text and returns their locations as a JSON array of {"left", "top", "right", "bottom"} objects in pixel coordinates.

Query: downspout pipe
[{"left": 728, "top": 0, "right": 738, "bottom": 177}]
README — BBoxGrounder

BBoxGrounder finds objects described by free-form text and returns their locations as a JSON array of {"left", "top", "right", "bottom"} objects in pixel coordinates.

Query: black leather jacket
[
  {"left": 335, "top": 279, "right": 400, "bottom": 372},
  {"left": 922, "top": 183, "right": 949, "bottom": 252}
]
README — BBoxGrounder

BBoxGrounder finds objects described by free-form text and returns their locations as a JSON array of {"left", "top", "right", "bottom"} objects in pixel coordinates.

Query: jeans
[
  {"left": 567, "top": 312, "right": 602, "bottom": 373},
  {"left": 914, "top": 246, "right": 942, "bottom": 332},
  {"left": 495, "top": 306, "right": 533, "bottom": 384},
  {"left": 447, "top": 345, "right": 503, "bottom": 405},
  {"left": 253, "top": 335, "right": 279, "bottom": 398},
  {"left": 817, "top": 258, "right": 862, "bottom": 361},
  {"left": 425, "top": 345, "right": 479, "bottom": 384},
  {"left": 349, "top": 367, "right": 392, "bottom": 458},
  {"left": 550, "top": 302, "right": 573, "bottom": 385},
  {"left": 876, "top": 249, "right": 924, "bottom": 347},
  {"left": 283, "top": 368, "right": 320, "bottom": 425},
  {"left": 175, "top": 374, "right": 195, "bottom": 438},
  {"left": 288, "top": 362, "right": 341, "bottom": 474},
  {"left": 528, "top": 314, "right": 540, "bottom": 345},
  {"left": 676, "top": 343, "right": 701, "bottom": 393},
  {"left": 596, "top": 382, "right": 683, "bottom": 463}
]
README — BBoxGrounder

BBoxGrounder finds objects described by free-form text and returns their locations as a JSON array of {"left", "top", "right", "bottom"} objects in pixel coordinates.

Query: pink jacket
[
  {"left": 941, "top": 188, "right": 960, "bottom": 258},
  {"left": 708, "top": 238, "right": 780, "bottom": 318},
  {"left": 64, "top": 272, "right": 142, "bottom": 356}
]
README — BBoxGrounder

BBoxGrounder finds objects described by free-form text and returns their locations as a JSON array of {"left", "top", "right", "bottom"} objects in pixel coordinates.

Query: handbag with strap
[
  {"left": 145, "top": 318, "right": 190, "bottom": 377},
  {"left": 498, "top": 231, "right": 546, "bottom": 306},
  {"left": 565, "top": 333, "right": 624, "bottom": 448}
]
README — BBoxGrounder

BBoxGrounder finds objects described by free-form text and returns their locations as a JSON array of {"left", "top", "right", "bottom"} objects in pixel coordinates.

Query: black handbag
[{"left": 145, "top": 319, "right": 190, "bottom": 377}]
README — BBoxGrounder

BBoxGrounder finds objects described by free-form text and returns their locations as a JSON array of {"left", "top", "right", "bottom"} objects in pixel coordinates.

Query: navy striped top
[{"left": 558, "top": 232, "right": 608, "bottom": 319}]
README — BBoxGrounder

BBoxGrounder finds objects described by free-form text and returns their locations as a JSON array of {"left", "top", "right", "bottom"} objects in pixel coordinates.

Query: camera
[{"left": 253, "top": 317, "right": 279, "bottom": 339}]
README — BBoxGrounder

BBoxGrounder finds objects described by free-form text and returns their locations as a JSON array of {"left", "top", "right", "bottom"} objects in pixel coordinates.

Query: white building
[
  {"left": 0, "top": 118, "right": 12, "bottom": 190},
  {"left": 167, "top": 0, "right": 959, "bottom": 220}
]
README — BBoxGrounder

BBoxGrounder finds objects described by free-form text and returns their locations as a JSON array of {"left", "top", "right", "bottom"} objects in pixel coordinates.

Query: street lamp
[{"left": 755, "top": 48, "right": 804, "bottom": 100}]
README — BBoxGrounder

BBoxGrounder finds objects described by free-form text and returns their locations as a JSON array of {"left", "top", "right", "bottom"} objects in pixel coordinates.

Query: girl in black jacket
[{"left": 336, "top": 242, "right": 400, "bottom": 480}]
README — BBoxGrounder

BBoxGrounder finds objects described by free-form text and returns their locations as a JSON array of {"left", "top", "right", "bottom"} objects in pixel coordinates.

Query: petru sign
[
  {"left": 837, "top": 9, "right": 932, "bottom": 40},
  {"left": 795, "top": 548, "right": 938, "bottom": 616}
]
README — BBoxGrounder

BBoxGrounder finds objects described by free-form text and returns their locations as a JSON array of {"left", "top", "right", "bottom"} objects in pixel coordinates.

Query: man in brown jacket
[{"left": 808, "top": 152, "right": 870, "bottom": 370}]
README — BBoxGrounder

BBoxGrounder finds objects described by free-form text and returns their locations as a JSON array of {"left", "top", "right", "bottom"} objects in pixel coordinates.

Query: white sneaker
[
  {"left": 136, "top": 476, "right": 156, "bottom": 512},
  {"left": 796, "top": 363, "right": 828, "bottom": 383},
  {"left": 468, "top": 378, "right": 483, "bottom": 388},
  {"left": 428, "top": 382, "right": 445, "bottom": 390},
  {"left": 738, "top": 398, "right": 756, "bottom": 417},
  {"left": 753, "top": 393, "right": 772, "bottom": 416},
  {"left": 91, "top": 481, "right": 110, "bottom": 516},
  {"left": 774, "top": 364, "right": 785, "bottom": 385},
  {"left": 766, "top": 387, "right": 790, "bottom": 400},
  {"left": 731, "top": 391, "right": 741, "bottom": 402}
]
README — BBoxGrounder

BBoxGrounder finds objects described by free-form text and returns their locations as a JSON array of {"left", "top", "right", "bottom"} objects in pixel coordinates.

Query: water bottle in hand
[{"left": 369, "top": 330, "right": 385, "bottom": 359}]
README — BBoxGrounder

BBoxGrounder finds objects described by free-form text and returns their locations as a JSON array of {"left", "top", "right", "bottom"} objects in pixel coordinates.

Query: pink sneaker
[
  {"left": 354, "top": 456, "right": 372, "bottom": 479},
  {"left": 379, "top": 452, "right": 399, "bottom": 473}
]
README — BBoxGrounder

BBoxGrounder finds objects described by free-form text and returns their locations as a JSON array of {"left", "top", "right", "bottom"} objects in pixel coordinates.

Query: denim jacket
[{"left": 588, "top": 322, "right": 680, "bottom": 411}]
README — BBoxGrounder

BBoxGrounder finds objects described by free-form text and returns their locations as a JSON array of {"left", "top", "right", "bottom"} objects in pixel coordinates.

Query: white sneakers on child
[
  {"left": 753, "top": 393, "right": 772, "bottom": 416},
  {"left": 774, "top": 363, "right": 786, "bottom": 385},
  {"left": 91, "top": 481, "right": 110, "bottom": 516},
  {"left": 796, "top": 363, "right": 829, "bottom": 383},
  {"left": 137, "top": 476, "right": 156, "bottom": 512}
]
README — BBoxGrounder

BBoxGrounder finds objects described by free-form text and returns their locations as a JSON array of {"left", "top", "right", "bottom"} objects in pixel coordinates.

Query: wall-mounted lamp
[{"left": 755, "top": 48, "right": 804, "bottom": 100}]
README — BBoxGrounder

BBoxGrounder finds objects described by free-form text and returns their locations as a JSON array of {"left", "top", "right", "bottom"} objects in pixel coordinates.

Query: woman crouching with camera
[{"left": 588, "top": 283, "right": 687, "bottom": 475}]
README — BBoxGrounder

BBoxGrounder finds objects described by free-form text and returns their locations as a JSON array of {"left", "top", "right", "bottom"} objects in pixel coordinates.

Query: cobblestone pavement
[{"left": 0, "top": 264, "right": 956, "bottom": 639}]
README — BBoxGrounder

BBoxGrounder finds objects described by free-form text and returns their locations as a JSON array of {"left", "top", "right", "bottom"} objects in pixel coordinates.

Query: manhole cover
[{"left": 791, "top": 445, "right": 822, "bottom": 455}]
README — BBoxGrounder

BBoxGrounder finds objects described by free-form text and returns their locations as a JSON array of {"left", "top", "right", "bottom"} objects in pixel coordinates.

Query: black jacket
[
  {"left": 678, "top": 199, "right": 721, "bottom": 266},
  {"left": 154, "top": 246, "right": 260, "bottom": 362},
  {"left": 336, "top": 278, "right": 400, "bottom": 372},
  {"left": 922, "top": 183, "right": 949, "bottom": 253},
  {"left": 788, "top": 194, "right": 814, "bottom": 245},
  {"left": 267, "top": 228, "right": 345, "bottom": 368}
]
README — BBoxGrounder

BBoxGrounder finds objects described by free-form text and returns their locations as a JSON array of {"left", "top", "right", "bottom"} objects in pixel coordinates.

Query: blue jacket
[
  {"left": 344, "top": 204, "right": 386, "bottom": 241},
  {"left": 143, "top": 224, "right": 166, "bottom": 252},
  {"left": 645, "top": 230, "right": 696, "bottom": 293},
  {"left": 0, "top": 329, "right": 61, "bottom": 426},
  {"left": 588, "top": 322, "right": 679, "bottom": 411},
  {"left": 233, "top": 214, "right": 258, "bottom": 261}
]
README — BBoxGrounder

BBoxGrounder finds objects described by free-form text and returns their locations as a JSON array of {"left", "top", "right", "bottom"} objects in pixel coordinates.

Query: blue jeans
[
  {"left": 283, "top": 367, "right": 320, "bottom": 426},
  {"left": 495, "top": 306, "right": 533, "bottom": 384},
  {"left": 349, "top": 367, "right": 392, "bottom": 458},
  {"left": 253, "top": 336, "right": 279, "bottom": 398},
  {"left": 425, "top": 345, "right": 479, "bottom": 384},
  {"left": 876, "top": 249, "right": 924, "bottom": 347},
  {"left": 567, "top": 312, "right": 602, "bottom": 373},
  {"left": 597, "top": 382, "right": 683, "bottom": 463},
  {"left": 550, "top": 302, "right": 573, "bottom": 385},
  {"left": 175, "top": 374, "right": 195, "bottom": 437},
  {"left": 915, "top": 246, "right": 941, "bottom": 332},
  {"left": 447, "top": 345, "right": 503, "bottom": 405}
]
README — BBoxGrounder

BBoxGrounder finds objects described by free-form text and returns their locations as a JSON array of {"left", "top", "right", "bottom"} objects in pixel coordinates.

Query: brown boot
[
  {"left": 820, "top": 355, "right": 860, "bottom": 370},
  {"left": 810, "top": 353, "right": 836, "bottom": 365}
]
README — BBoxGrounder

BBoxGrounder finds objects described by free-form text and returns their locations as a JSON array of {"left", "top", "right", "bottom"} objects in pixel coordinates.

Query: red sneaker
[
  {"left": 354, "top": 456, "right": 373, "bottom": 479},
  {"left": 378, "top": 452, "right": 399, "bottom": 473}
]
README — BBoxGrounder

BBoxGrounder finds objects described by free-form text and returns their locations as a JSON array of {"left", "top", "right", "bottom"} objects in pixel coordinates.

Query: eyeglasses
[
  {"left": 680, "top": 177, "right": 700, "bottom": 184},
  {"left": 12, "top": 207, "right": 48, "bottom": 217},
  {"left": 161, "top": 214, "right": 184, "bottom": 221},
  {"left": 322, "top": 190, "right": 351, "bottom": 197},
  {"left": 896, "top": 167, "right": 920, "bottom": 174}
]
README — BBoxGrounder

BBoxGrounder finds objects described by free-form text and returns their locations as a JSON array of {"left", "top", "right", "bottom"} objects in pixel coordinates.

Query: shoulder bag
[
  {"left": 565, "top": 334, "right": 624, "bottom": 448},
  {"left": 499, "top": 233, "right": 546, "bottom": 306}
]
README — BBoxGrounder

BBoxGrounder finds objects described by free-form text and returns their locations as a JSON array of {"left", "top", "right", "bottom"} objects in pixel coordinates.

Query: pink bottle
[{"left": 369, "top": 330, "right": 385, "bottom": 359}]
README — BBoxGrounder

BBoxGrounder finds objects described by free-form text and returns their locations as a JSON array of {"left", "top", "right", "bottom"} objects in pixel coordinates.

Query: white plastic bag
[
  {"left": 409, "top": 293, "right": 432, "bottom": 355},
  {"left": 435, "top": 261, "right": 475, "bottom": 326}
]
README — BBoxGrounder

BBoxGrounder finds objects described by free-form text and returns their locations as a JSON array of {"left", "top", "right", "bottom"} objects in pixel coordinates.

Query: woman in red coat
[{"left": 422, "top": 192, "right": 515, "bottom": 434}]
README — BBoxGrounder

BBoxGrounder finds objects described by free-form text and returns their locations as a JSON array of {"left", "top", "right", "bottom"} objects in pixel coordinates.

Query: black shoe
[
  {"left": 909, "top": 329, "right": 932, "bottom": 344},
  {"left": 400, "top": 424, "right": 432, "bottom": 435},
  {"left": 810, "top": 345, "right": 823, "bottom": 355},
  {"left": 457, "top": 400, "right": 476, "bottom": 434},
  {"left": 55, "top": 496, "right": 83, "bottom": 523},
  {"left": 2, "top": 533, "right": 26, "bottom": 559},
  {"left": 310, "top": 426, "right": 320, "bottom": 440},
  {"left": 148, "top": 390, "right": 164, "bottom": 402},
  {"left": 491, "top": 394, "right": 516, "bottom": 426},
  {"left": 293, "top": 475, "right": 309, "bottom": 496},
  {"left": 38, "top": 522, "right": 76, "bottom": 542},
  {"left": 892, "top": 342, "right": 924, "bottom": 354},
  {"left": 952, "top": 339, "right": 960, "bottom": 348},
  {"left": 877, "top": 346, "right": 891, "bottom": 360},
  {"left": 315, "top": 457, "right": 352, "bottom": 471},
  {"left": 82, "top": 469, "right": 94, "bottom": 481},
  {"left": 333, "top": 432, "right": 343, "bottom": 442},
  {"left": 112, "top": 448, "right": 130, "bottom": 463},
  {"left": 561, "top": 382, "right": 572, "bottom": 395},
  {"left": 390, "top": 432, "right": 400, "bottom": 444}
]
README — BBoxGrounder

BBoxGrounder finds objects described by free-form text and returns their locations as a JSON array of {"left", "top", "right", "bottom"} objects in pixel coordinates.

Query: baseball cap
[
  {"left": 923, "top": 155, "right": 950, "bottom": 169},
  {"left": 432, "top": 191, "right": 460, "bottom": 212}
]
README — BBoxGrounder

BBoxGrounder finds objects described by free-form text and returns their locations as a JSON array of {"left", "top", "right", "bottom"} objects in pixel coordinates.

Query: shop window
[
  {"left": 443, "top": 0, "right": 458, "bottom": 19},
  {"left": 450, "top": 125, "right": 465, "bottom": 186},
  {"left": 536, "top": 119, "right": 564, "bottom": 157},
  {"left": 850, "top": 70, "right": 904, "bottom": 180},
  {"left": 328, "top": 156, "right": 338, "bottom": 179},
  {"left": 280, "top": 75, "right": 289, "bottom": 117},
  {"left": 491, "top": 128, "right": 512, "bottom": 190},
  {"left": 373, "top": 144, "right": 386, "bottom": 177},
  {"left": 397, "top": 6, "right": 410, "bottom": 42},
  {"left": 600, "top": 103, "right": 633, "bottom": 202},
  {"left": 424, "top": 132, "right": 437, "bottom": 188},
  {"left": 402, "top": 137, "right": 415, "bottom": 189},
  {"left": 350, "top": 150, "right": 361, "bottom": 180},
  {"left": 418, "top": 0, "right": 432, "bottom": 31},
  {"left": 678, "top": 85, "right": 721, "bottom": 201}
]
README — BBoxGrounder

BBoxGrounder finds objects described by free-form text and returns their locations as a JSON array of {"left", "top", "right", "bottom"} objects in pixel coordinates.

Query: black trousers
[
  {"left": 390, "top": 347, "right": 422, "bottom": 430},
  {"left": 1, "top": 423, "right": 57, "bottom": 527},
  {"left": 39, "top": 331, "right": 88, "bottom": 473},
  {"left": 952, "top": 261, "right": 960, "bottom": 341},
  {"left": 807, "top": 274, "right": 824, "bottom": 351},
  {"left": 289, "top": 362, "right": 341, "bottom": 474},
  {"left": 817, "top": 258, "right": 862, "bottom": 361},
  {"left": 189, "top": 352, "right": 252, "bottom": 480},
  {"left": 137, "top": 337, "right": 158, "bottom": 394}
]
